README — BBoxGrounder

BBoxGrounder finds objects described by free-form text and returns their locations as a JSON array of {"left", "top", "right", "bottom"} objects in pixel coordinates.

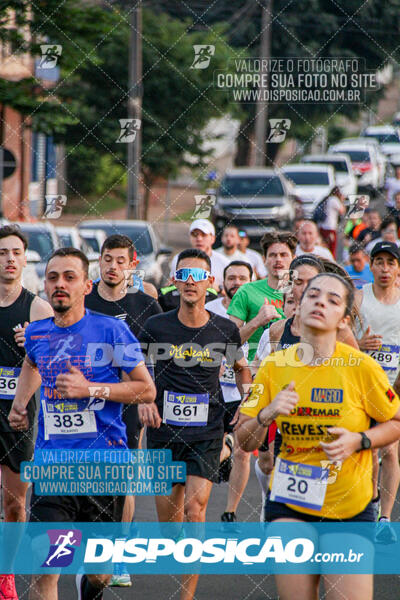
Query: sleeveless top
[
  {"left": 359, "top": 283, "right": 400, "bottom": 384},
  {"left": 279, "top": 316, "right": 300, "bottom": 349},
  {"left": 0, "top": 287, "right": 35, "bottom": 431}
]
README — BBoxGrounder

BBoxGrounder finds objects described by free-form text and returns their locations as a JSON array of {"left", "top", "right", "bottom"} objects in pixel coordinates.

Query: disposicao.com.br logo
[{"left": 84, "top": 535, "right": 315, "bottom": 565}]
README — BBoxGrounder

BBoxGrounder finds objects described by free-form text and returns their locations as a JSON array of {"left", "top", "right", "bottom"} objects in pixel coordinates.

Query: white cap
[{"left": 189, "top": 219, "right": 215, "bottom": 235}]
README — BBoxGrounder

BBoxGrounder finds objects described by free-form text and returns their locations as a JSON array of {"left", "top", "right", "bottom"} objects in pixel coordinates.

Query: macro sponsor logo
[{"left": 311, "top": 388, "right": 343, "bottom": 404}]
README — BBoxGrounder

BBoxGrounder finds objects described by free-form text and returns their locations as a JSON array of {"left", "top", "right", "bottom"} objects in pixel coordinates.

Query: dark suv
[{"left": 212, "top": 168, "right": 298, "bottom": 242}]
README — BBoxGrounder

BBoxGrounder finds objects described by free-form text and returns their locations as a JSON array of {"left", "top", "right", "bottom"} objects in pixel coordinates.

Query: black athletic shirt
[
  {"left": 158, "top": 286, "right": 218, "bottom": 312},
  {"left": 85, "top": 283, "right": 162, "bottom": 448},
  {"left": 279, "top": 316, "right": 300, "bottom": 349},
  {"left": 85, "top": 282, "right": 162, "bottom": 338},
  {"left": 139, "top": 308, "right": 243, "bottom": 443},
  {"left": 0, "top": 287, "right": 35, "bottom": 431}
]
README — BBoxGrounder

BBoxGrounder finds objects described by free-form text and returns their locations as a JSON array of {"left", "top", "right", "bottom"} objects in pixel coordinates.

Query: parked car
[
  {"left": 15, "top": 222, "right": 60, "bottom": 282},
  {"left": 22, "top": 249, "right": 42, "bottom": 295},
  {"left": 212, "top": 168, "right": 298, "bottom": 241},
  {"left": 78, "top": 220, "right": 171, "bottom": 287},
  {"left": 281, "top": 164, "right": 335, "bottom": 218},
  {"left": 300, "top": 154, "right": 357, "bottom": 198},
  {"left": 328, "top": 142, "right": 382, "bottom": 194},
  {"left": 56, "top": 226, "right": 100, "bottom": 281},
  {"left": 332, "top": 138, "right": 386, "bottom": 188},
  {"left": 362, "top": 125, "right": 400, "bottom": 161},
  {"left": 79, "top": 228, "right": 107, "bottom": 255}
]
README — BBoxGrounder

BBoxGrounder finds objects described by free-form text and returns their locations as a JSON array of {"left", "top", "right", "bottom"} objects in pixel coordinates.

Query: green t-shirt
[{"left": 227, "top": 279, "right": 285, "bottom": 361}]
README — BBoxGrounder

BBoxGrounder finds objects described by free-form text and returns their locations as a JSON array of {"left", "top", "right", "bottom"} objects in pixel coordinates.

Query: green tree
[
  {"left": 56, "top": 8, "right": 241, "bottom": 215},
  {"left": 154, "top": 0, "right": 400, "bottom": 165}
]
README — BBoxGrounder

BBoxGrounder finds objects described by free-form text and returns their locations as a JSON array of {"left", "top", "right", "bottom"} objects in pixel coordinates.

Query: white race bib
[
  {"left": 163, "top": 391, "right": 209, "bottom": 426},
  {"left": 43, "top": 400, "right": 98, "bottom": 440},
  {"left": 0, "top": 367, "right": 20, "bottom": 399},
  {"left": 270, "top": 457, "right": 328, "bottom": 511},
  {"left": 368, "top": 344, "right": 400, "bottom": 372}
]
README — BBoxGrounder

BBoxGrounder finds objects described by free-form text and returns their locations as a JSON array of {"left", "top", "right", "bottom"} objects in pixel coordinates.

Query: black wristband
[{"left": 256, "top": 410, "right": 267, "bottom": 428}]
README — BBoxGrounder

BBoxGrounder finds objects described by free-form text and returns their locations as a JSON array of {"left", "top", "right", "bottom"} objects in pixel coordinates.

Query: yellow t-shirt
[{"left": 240, "top": 342, "right": 400, "bottom": 519}]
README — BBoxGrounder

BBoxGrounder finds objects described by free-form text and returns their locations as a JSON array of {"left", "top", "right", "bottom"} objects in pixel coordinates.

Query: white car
[
  {"left": 281, "top": 164, "right": 335, "bottom": 218},
  {"left": 78, "top": 220, "right": 171, "bottom": 287},
  {"left": 56, "top": 226, "right": 100, "bottom": 281},
  {"left": 22, "top": 250, "right": 42, "bottom": 295},
  {"left": 362, "top": 125, "right": 400, "bottom": 162},
  {"left": 328, "top": 143, "right": 382, "bottom": 193},
  {"left": 332, "top": 138, "right": 386, "bottom": 188},
  {"left": 79, "top": 228, "right": 107, "bottom": 255},
  {"left": 301, "top": 154, "right": 357, "bottom": 198}
]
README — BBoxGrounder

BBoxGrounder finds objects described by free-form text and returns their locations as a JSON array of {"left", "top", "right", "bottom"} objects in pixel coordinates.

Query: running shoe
[
  {"left": 374, "top": 517, "right": 397, "bottom": 544},
  {"left": 109, "top": 563, "right": 132, "bottom": 587},
  {"left": 76, "top": 574, "right": 104, "bottom": 599},
  {"left": 0, "top": 575, "right": 18, "bottom": 600},
  {"left": 221, "top": 511, "right": 240, "bottom": 532},
  {"left": 218, "top": 434, "right": 234, "bottom": 483}
]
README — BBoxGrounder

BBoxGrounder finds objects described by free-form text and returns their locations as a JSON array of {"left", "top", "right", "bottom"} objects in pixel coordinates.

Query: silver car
[
  {"left": 212, "top": 168, "right": 298, "bottom": 241},
  {"left": 78, "top": 220, "right": 171, "bottom": 287}
]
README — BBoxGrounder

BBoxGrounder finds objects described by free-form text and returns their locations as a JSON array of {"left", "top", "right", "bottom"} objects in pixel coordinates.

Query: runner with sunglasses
[
  {"left": 237, "top": 272, "right": 400, "bottom": 600},
  {"left": 138, "top": 248, "right": 252, "bottom": 600}
]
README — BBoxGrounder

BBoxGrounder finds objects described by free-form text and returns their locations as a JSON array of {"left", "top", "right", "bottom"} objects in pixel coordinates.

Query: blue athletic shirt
[
  {"left": 24, "top": 309, "right": 144, "bottom": 451},
  {"left": 344, "top": 264, "right": 374, "bottom": 289}
]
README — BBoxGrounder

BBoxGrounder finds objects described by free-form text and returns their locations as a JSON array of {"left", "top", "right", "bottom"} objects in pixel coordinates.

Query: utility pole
[
  {"left": 127, "top": 2, "right": 142, "bottom": 220},
  {"left": 254, "top": 0, "right": 273, "bottom": 166}
]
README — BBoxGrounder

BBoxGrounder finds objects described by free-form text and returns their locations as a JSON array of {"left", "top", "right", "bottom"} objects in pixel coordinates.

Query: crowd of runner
[{"left": 0, "top": 210, "right": 400, "bottom": 600}]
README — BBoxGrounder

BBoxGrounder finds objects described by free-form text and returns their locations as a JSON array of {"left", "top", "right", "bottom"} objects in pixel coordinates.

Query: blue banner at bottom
[{"left": 1, "top": 522, "right": 400, "bottom": 574}]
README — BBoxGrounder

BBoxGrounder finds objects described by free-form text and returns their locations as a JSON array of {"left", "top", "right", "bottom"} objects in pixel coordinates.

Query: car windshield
[
  {"left": 58, "top": 233, "right": 73, "bottom": 247},
  {"left": 335, "top": 150, "right": 370, "bottom": 162},
  {"left": 83, "top": 235, "right": 100, "bottom": 253},
  {"left": 306, "top": 159, "right": 348, "bottom": 173},
  {"left": 23, "top": 230, "right": 55, "bottom": 259},
  {"left": 365, "top": 133, "right": 400, "bottom": 144},
  {"left": 283, "top": 171, "right": 329, "bottom": 185},
  {"left": 219, "top": 176, "right": 284, "bottom": 197},
  {"left": 84, "top": 225, "right": 153, "bottom": 255}
]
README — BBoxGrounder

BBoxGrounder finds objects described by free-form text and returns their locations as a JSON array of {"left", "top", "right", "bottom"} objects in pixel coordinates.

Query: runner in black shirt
[
  {"left": 139, "top": 248, "right": 252, "bottom": 600},
  {"left": 85, "top": 233, "right": 161, "bottom": 588}
]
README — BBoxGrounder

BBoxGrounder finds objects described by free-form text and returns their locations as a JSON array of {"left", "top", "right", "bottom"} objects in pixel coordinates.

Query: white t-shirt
[
  {"left": 241, "top": 248, "right": 267, "bottom": 278},
  {"left": 169, "top": 250, "right": 229, "bottom": 290},
  {"left": 385, "top": 177, "right": 400, "bottom": 208},
  {"left": 319, "top": 196, "right": 342, "bottom": 231},
  {"left": 207, "top": 297, "right": 247, "bottom": 404},
  {"left": 295, "top": 244, "right": 334, "bottom": 261},
  {"left": 215, "top": 247, "right": 247, "bottom": 262},
  {"left": 256, "top": 328, "right": 271, "bottom": 362},
  {"left": 206, "top": 296, "right": 228, "bottom": 317}
]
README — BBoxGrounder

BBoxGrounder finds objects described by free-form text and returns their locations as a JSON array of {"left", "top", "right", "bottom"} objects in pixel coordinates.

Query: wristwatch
[{"left": 356, "top": 431, "right": 371, "bottom": 452}]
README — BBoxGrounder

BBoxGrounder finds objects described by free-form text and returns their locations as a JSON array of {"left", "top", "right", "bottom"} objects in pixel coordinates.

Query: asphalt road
[{"left": 15, "top": 453, "right": 400, "bottom": 599}]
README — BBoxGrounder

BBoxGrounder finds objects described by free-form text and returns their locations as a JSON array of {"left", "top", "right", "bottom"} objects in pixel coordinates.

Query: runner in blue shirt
[
  {"left": 345, "top": 243, "right": 374, "bottom": 289},
  {"left": 9, "top": 247, "right": 155, "bottom": 600}
]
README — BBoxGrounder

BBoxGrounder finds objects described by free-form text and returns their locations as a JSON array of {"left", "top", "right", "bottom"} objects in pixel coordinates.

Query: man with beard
[
  {"left": 0, "top": 225, "right": 52, "bottom": 600},
  {"left": 9, "top": 247, "right": 155, "bottom": 600},
  {"left": 207, "top": 261, "right": 253, "bottom": 525},
  {"left": 85, "top": 234, "right": 161, "bottom": 587},
  {"left": 216, "top": 225, "right": 248, "bottom": 262}
]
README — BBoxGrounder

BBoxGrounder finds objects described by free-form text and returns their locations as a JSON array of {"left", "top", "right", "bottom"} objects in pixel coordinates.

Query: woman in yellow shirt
[{"left": 237, "top": 272, "right": 400, "bottom": 600}]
